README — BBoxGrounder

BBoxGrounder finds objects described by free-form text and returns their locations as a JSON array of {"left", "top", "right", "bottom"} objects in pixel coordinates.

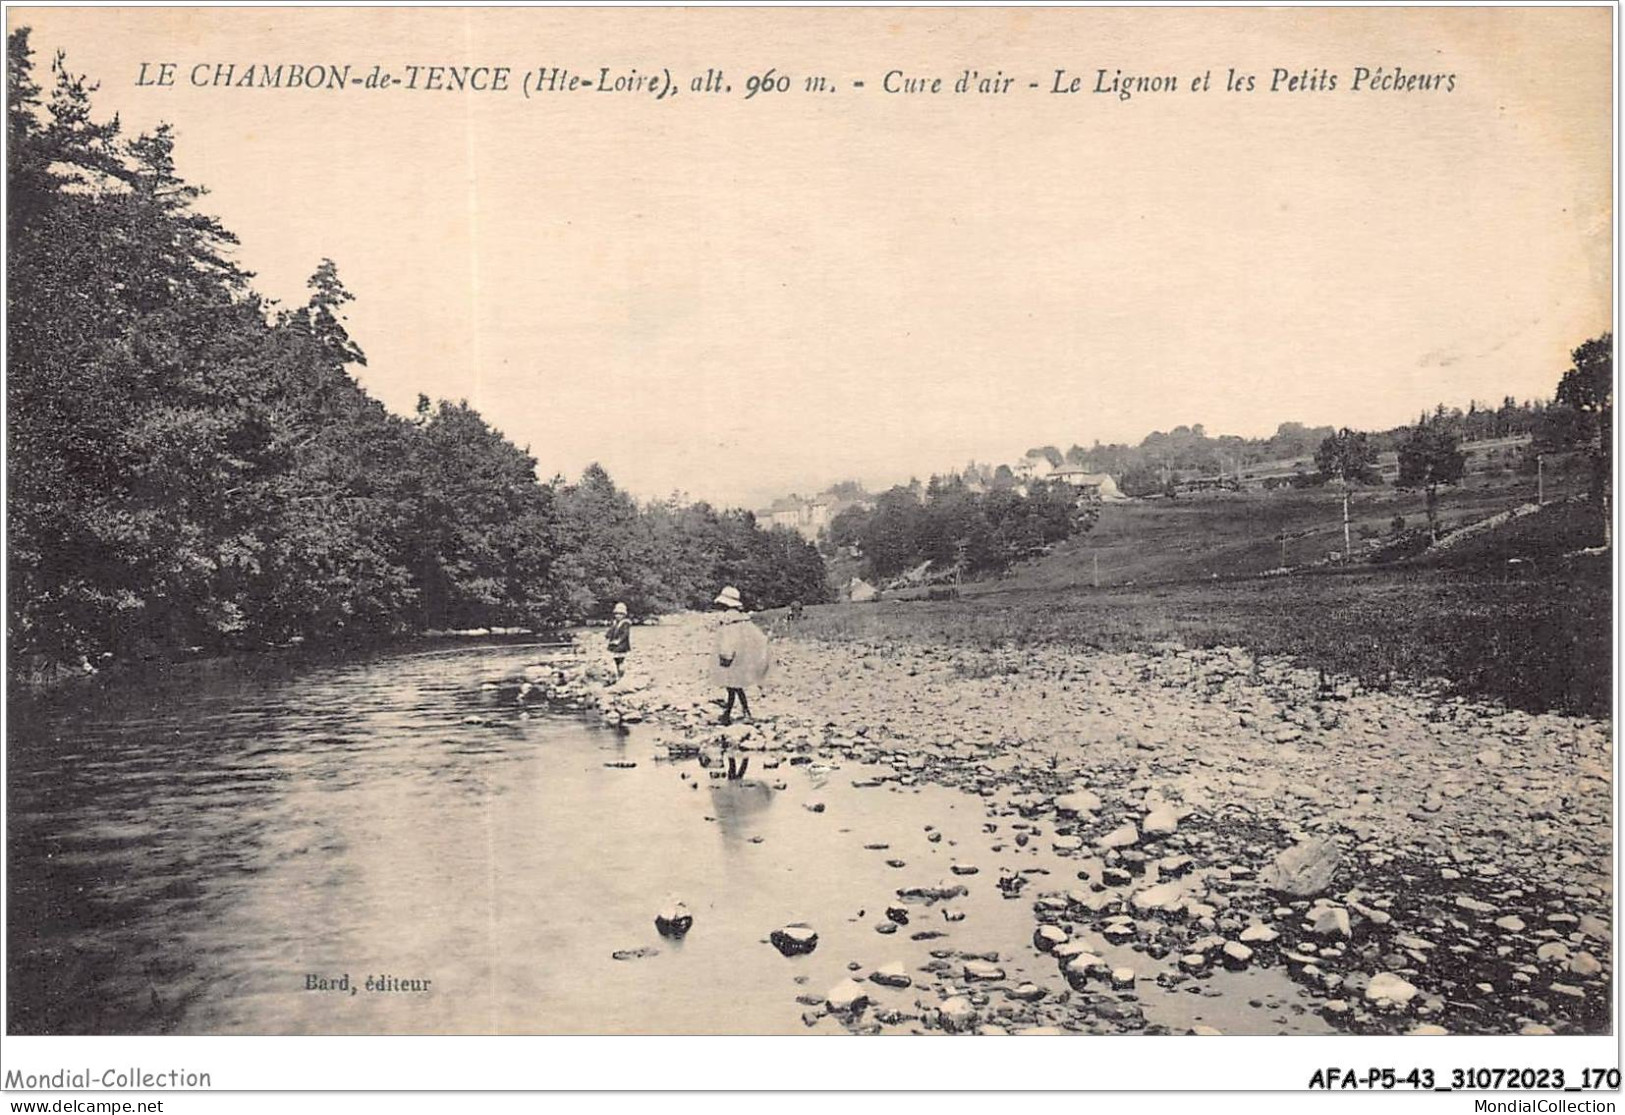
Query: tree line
[
  {"left": 7, "top": 32, "right": 826, "bottom": 674},
  {"left": 1017, "top": 395, "right": 1576, "bottom": 499},
  {"left": 828, "top": 476, "right": 1098, "bottom": 582},
  {"left": 1308, "top": 334, "right": 1611, "bottom": 540}
]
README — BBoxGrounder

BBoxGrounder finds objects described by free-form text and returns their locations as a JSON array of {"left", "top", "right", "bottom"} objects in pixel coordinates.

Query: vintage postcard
[{"left": 2, "top": 2, "right": 1616, "bottom": 1099}]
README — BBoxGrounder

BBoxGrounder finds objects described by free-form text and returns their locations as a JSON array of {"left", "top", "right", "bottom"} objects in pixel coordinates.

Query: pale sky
[{"left": 11, "top": 7, "right": 1613, "bottom": 508}]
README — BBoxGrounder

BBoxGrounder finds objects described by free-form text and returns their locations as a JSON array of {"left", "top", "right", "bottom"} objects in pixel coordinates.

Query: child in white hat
[{"left": 712, "top": 586, "right": 771, "bottom": 770}]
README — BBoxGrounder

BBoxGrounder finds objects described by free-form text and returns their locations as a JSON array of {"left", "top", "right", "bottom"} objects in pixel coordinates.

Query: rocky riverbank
[{"left": 511, "top": 611, "right": 1611, "bottom": 1036}]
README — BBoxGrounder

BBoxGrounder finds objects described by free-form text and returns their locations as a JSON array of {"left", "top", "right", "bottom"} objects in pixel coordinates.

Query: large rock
[
  {"left": 938, "top": 996, "right": 977, "bottom": 1033},
  {"left": 1260, "top": 837, "right": 1340, "bottom": 898},
  {"left": 1033, "top": 925, "right": 1069, "bottom": 953},
  {"left": 1310, "top": 906, "right": 1351, "bottom": 938},
  {"left": 963, "top": 961, "right": 1007, "bottom": 982},
  {"left": 1365, "top": 972, "right": 1419, "bottom": 1005},
  {"left": 1098, "top": 823, "right": 1140, "bottom": 850},
  {"left": 655, "top": 902, "right": 693, "bottom": 939},
  {"left": 825, "top": 978, "right": 870, "bottom": 1014},
  {"left": 898, "top": 883, "right": 968, "bottom": 902},
  {"left": 1570, "top": 952, "right": 1603, "bottom": 977},
  {"left": 1063, "top": 953, "right": 1109, "bottom": 988},
  {"left": 770, "top": 925, "right": 819, "bottom": 957},
  {"left": 1055, "top": 789, "right": 1103, "bottom": 816},
  {"left": 1143, "top": 806, "right": 1179, "bottom": 837},
  {"left": 1130, "top": 881, "right": 1186, "bottom": 914},
  {"left": 869, "top": 962, "right": 912, "bottom": 988}
]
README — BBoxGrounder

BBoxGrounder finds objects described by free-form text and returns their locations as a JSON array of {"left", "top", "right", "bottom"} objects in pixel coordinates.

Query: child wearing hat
[
  {"left": 713, "top": 586, "right": 770, "bottom": 738},
  {"left": 606, "top": 602, "right": 632, "bottom": 679}
]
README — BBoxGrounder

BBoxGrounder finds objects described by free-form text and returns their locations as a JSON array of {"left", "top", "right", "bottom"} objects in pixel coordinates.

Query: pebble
[
  {"left": 869, "top": 962, "right": 912, "bottom": 989},
  {"left": 1569, "top": 952, "right": 1602, "bottom": 977}
]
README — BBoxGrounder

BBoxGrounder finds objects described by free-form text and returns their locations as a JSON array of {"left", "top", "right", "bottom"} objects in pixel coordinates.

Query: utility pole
[
  {"left": 1092, "top": 551, "right": 1100, "bottom": 589},
  {"left": 1537, "top": 453, "right": 1544, "bottom": 506},
  {"left": 1342, "top": 487, "right": 1351, "bottom": 563}
]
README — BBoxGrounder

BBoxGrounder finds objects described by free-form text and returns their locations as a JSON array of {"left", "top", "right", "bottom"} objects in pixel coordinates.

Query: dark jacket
[{"left": 606, "top": 617, "right": 632, "bottom": 655}]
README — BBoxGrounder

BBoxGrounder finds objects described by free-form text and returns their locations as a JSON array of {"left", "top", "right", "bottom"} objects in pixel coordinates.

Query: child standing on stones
[
  {"left": 606, "top": 602, "right": 632, "bottom": 679},
  {"left": 713, "top": 585, "right": 770, "bottom": 730}
]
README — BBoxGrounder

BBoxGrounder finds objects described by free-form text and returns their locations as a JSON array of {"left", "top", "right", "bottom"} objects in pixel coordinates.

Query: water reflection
[{"left": 709, "top": 779, "right": 776, "bottom": 845}]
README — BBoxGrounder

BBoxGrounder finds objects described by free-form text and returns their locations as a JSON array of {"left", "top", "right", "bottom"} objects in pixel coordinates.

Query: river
[{"left": 7, "top": 638, "right": 1329, "bottom": 1035}]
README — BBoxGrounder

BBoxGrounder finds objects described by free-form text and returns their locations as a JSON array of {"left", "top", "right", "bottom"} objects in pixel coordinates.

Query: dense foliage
[
  {"left": 1395, "top": 417, "right": 1468, "bottom": 539},
  {"left": 1549, "top": 333, "right": 1613, "bottom": 522},
  {"left": 7, "top": 33, "right": 825, "bottom": 671},
  {"left": 830, "top": 475, "right": 1097, "bottom": 582},
  {"left": 1313, "top": 428, "right": 1379, "bottom": 486}
]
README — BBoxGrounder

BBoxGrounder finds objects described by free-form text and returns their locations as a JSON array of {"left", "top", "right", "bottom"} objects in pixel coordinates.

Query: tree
[
  {"left": 1553, "top": 333, "right": 1612, "bottom": 539},
  {"left": 1396, "top": 419, "right": 1465, "bottom": 540},
  {"left": 4, "top": 35, "right": 829, "bottom": 672},
  {"left": 1314, "top": 428, "right": 1378, "bottom": 486}
]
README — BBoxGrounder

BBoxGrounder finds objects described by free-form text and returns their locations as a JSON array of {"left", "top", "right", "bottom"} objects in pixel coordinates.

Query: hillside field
[
  {"left": 796, "top": 478, "right": 1609, "bottom": 719},
  {"left": 1000, "top": 470, "right": 1588, "bottom": 591}
]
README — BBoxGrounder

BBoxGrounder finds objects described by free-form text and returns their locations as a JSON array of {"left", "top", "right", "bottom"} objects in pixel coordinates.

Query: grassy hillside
[
  {"left": 791, "top": 476, "right": 1609, "bottom": 719},
  {"left": 995, "top": 472, "right": 1583, "bottom": 591}
]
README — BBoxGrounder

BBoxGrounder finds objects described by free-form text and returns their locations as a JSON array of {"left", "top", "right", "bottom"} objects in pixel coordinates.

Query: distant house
[
  {"left": 1046, "top": 467, "right": 1127, "bottom": 501},
  {"left": 759, "top": 490, "right": 873, "bottom": 542}
]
